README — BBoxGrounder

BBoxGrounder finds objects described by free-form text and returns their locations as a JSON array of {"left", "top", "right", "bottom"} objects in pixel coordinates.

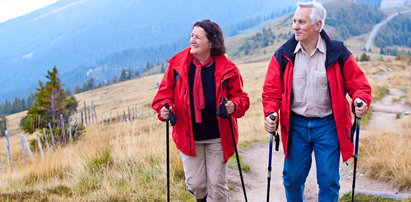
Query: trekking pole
[
  {"left": 351, "top": 102, "right": 363, "bottom": 202},
  {"left": 266, "top": 114, "right": 279, "bottom": 202},
  {"left": 164, "top": 103, "right": 171, "bottom": 202},
  {"left": 163, "top": 103, "right": 176, "bottom": 202},
  {"left": 220, "top": 98, "right": 248, "bottom": 202}
]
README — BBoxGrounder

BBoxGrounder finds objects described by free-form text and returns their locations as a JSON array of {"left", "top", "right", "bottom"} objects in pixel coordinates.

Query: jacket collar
[
  {"left": 169, "top": 47, "right": 234, "bottom": 79},
  {"left": 168, "top": 47, "right": 192, "bottom": 79},
  {"left": 279, "top": 30, "right": 344, "bottom": 69}
]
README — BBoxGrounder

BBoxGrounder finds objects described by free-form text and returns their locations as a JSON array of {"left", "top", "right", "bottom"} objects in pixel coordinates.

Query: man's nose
[{"left": 293, "top": 23, "right": 298, "bottom": 30}]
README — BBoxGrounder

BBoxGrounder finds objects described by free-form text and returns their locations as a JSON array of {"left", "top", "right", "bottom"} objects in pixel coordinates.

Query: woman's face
[{"left": 190, "top": 26, "right": 211, "bottom": 61}]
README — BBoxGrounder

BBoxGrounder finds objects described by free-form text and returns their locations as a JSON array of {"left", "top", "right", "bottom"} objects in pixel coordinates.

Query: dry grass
[
  {"left": 0, "top": 116, "right": 192, "bottom": 201},
  {"left": 356, "top": 58, "right": 411, "bottom": 191},
  {"left": 407, "top": 91, "right": 411, "bottom": 105},
  {"left": 0, "top": 61, "right": 270, "bottom": 200},
  {"left": 359, "top": 115, "right": 411, "bottom": 191}
]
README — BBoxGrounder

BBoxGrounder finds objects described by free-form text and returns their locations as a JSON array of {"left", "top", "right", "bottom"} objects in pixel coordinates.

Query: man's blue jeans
[{"left": 283, "top": 113, "right": 340, "bottom": 202}]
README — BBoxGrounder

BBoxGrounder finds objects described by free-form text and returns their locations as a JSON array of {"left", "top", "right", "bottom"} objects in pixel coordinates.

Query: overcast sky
[{"left": 0, "top": 0, "right": 58, "bottom": 23}]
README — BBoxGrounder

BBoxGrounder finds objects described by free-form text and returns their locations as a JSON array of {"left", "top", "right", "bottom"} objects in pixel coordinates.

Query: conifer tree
[{"left": 21, "top": 66, "right": 77, "bottom": 133}]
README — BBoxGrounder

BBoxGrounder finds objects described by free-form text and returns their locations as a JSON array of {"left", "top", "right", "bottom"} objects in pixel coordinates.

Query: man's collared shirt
[{"left": 291, "top": 36, "right": 332, "bottom": 118}]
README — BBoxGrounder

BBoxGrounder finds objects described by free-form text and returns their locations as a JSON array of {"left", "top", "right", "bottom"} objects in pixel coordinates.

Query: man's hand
[
  {"left": 225, "top": 100, "right": 235, "bottom": 115},
  {"left": 354, "top": 98, "right": 368, "bottom": 118},
  {"left": 160, "top": 106, "right": 171, "bottom": 120},
  {"left": 264, "top": 112, "right": 278, "bottom": 133}
]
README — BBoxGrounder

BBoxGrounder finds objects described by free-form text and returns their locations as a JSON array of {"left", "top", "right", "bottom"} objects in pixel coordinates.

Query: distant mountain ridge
[{"left": 0, "top": 0, "right": 298, "bottom": 100}]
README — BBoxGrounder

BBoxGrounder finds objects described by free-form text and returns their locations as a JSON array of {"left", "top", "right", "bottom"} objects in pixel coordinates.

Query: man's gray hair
[{"left": 297, "top": 1, "right": 326, "bottom": 32}]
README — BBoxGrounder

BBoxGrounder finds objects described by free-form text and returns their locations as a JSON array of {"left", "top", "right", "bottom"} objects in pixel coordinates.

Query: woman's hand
[{"left": 225, "top": 100, "right": 235, "bottom": 115}]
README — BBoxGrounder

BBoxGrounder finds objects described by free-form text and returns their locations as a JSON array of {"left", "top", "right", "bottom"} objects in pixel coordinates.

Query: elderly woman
[{"left": 152, "top": 19, "right": 249, "bottom": 201}]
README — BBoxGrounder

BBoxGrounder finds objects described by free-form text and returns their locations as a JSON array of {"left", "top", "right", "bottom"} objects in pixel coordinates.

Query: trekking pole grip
[
  {"left": 356, "top": 101, "right": 363, "bottom": 119},
  {"left": 222, "top": 97, "right": 228, "bottom": 104},
  {"left": 269, "top": 114, "right": 280, "bottom": 151}
]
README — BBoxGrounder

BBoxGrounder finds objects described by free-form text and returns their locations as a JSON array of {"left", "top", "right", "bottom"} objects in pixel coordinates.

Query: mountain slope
[{"left": 0, "top": 0, "right": 298, "bottom": 100}]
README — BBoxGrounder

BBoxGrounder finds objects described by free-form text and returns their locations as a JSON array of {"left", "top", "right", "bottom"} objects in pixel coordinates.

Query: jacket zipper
[{"left": 184, "top": 87, "right": 193, "bottom": 154}]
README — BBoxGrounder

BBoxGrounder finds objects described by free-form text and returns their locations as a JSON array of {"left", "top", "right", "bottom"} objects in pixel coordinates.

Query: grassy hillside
[
  {"left": 1, "top": 54, "right": 410, "bottom": 200},
  {"left": 1, "top": 6, "right": 410, "bottom": 200}
]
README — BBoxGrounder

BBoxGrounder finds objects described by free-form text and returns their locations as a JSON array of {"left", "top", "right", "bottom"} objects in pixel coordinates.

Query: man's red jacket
[{"left": 262, "top": 31, "right": 372, "bottom": 162}]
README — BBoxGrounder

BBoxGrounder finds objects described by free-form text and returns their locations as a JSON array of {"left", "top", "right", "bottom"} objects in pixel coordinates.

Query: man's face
[{"left": 292, "top": 7, "right": 320, "bottom": 43}]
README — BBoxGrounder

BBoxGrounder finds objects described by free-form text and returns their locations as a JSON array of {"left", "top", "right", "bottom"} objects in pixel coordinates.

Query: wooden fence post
[
  {"left": 5, "top": 130, "right": 11, "bottom": 169},
  {"left": 91, "top": 102, "right": 95, "bottom": 124},
  {"left": 128, "top": 106, "right": 131, "bottom": 122},
  {"left": 110, "top": 110, "right": 112, "bottom": 124},
  {"left": 68, "top": 117, "right": 73, "bottom": 142},
  {"left": 20, "top": 135, "right": 27, "bottom": 164},
  {"left": 48, "top": 123, "right": 56, "bottom": 151},
  {"left": 42, "top": 128, "right": 50, "bottom": 151},
  {"left": 80, "top": 110, "right": 84, "bottom": 127},
  {"left": 83, "top": 101, "right": 87, "bottom": 126},
  {"left": 60, "top": 114, "right": 66, "bottom": 145},
  {"left": 92, "top": 102, "right": 97, "bottom": 123},
  {"left": 37, "top": 137, "right": 44, "bottom": 160},
  {"left": 88, "top": 108, "right": 91, "bottom": 125},
  {"left": 20, "top": 135, "right": 34, "bottom": 163},
  {"left": 73, "top": 111, "right": 78, "bottom": 126},
  {"left": 116, "top": 112, "right": 119, "bottom": 123}
]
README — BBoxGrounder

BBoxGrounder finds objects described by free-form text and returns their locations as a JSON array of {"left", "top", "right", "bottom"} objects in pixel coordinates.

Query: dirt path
[
  {"left": 365, "top": 88, "right": 411, "bottom": 135},
  {"left": 228, "top": 88, "right": 411, "bottom": 201}
]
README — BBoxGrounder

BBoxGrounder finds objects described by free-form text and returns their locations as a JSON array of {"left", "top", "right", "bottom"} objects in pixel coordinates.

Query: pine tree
[{"left": 21, "top": 66, "right": 78, "bottom": 133}]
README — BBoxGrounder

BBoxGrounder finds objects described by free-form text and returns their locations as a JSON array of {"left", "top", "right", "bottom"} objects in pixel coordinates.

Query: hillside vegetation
[
  {"left": 324, "top": 0, "right": 384, "bottom": 40},
  {"left": 227, "top": 1, "right": 385, "bottom": 59},
  {"left": 1, "top": 3, "right": 410, "bottom": 200},
  {"left": 375, "top": 13, "right": 411, "bottom": 55},
  {"left": 1, "top": 54, "right": 410, "bottom": 200}
]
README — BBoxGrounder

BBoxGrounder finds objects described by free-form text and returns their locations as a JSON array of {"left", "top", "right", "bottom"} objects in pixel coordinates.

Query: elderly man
[{"left": 262, "top": 1, "right": 372, "bottom": 201}]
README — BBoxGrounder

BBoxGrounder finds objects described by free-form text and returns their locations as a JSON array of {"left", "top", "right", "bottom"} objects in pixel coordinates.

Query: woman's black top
[{"left": 188, "top": 61, "right": 220, "bottom": 140}]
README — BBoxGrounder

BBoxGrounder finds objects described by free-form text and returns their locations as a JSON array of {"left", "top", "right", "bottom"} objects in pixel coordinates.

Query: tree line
[
  {"left": 238, "top": 28, "right": 292, "bottom": 55},
  {"left": 326, "top": 2, "right": 384, "bottom": 40},
  {"left": 72, "top": 60, "right": 167, "bottom": 94},
  {"left": 375, "top": 13, "right": 411, "bottom": 54},
  {"left": 0, "top": 60, "right": 166, "bottom": 117},
  {"left": 0, "top": 95, "right": 35, "bottom": 116}
]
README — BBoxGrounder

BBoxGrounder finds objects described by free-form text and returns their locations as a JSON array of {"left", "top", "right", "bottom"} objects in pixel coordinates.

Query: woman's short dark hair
[{"left": 193, "top": 19, "right": 226, "bottom": 56}]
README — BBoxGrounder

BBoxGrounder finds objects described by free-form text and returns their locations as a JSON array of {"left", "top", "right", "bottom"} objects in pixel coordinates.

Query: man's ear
[{"left": 315, "top": 20, "right": 323, "bottom": 32}]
